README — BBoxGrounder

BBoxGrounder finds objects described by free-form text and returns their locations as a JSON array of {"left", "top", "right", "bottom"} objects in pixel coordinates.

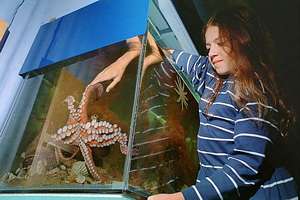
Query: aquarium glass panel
[
  {"left": 0, "top": 36, "right": 145, "bottom": 191},
  {"left": 0, "top": 0, "right": 200, "bottom": 197},
  {"left": 127, "top": 1, "right": 199, "bottom": 195}
]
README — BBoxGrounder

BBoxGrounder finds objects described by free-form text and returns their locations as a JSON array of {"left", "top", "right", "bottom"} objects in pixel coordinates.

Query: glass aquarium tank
[{"left": 0, "top": 0, "right": 200, "bottom": 199}]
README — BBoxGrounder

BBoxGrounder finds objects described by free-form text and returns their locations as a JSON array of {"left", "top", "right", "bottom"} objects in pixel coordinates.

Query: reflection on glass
[
  {"left": 128, "top": 42, "right": 199, "bottom": 195},
  {"left": 127, "top": 4, "right": 199, "bottom": 195},
  {"left": 148, "top": 0, "right": 181, "bottom": 50},
  {"left": 0, "top": 37, "right": 142, "bottom": 189}
]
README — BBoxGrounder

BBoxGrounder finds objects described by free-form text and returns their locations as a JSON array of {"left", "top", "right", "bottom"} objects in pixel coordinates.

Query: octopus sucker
[{"left": 52, "top": 83, "right": 131, "bottom": 181}]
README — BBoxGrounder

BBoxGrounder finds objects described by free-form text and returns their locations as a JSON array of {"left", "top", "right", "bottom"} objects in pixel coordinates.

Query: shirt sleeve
[
  {"left": 182, "top": 104, "right": 278, "bottom": 200},
  {"left": 171, "top": 50, "right": 211, "bottom": 96}
]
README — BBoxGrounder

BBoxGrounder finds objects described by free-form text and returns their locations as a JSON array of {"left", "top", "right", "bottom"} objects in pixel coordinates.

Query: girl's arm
[{"left": 147, "top": 32, "right": 212, "bottom": 96}]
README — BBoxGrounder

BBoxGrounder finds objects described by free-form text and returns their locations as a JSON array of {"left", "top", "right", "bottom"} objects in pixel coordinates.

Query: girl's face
[{"left": 205, "top": 25, "right": 236, "bottom": 75}]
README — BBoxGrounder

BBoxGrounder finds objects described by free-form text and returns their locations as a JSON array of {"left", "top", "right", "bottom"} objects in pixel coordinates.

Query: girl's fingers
[{"left": 106, "top": 76, "right": 121, "bottom": 92}]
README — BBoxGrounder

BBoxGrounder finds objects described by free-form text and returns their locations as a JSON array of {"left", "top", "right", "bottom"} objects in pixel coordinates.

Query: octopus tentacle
[
  {"left": 79, "top": 83, "right": 104, "bottom": 123},
  {"left": 117, "top": 133, "right": 129, "bottom": 154},
  {"left": 79, "top": 139, "right": 101, "bottom": 181},
  {"left": 52, "top": 82, "right": 131, "bottom": 181},
  {"left": 56, "top": 147, "right": 80, "bottom": 161}
]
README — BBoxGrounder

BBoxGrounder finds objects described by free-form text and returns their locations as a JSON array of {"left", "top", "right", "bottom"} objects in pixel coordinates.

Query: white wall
[
  {"left": 41, "top": 0, "right": 98, "bottom": 24},
  {"left": 0, "top": 0, "right": 24, "bottom": 22},
  {"left": 0, "top": 0, "right": 44, "bottom": 137}
]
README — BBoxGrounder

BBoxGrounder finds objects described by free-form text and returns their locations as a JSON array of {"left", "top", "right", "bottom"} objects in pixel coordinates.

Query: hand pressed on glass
[
  {"left": 89, "top": 36, "right": 142, "bottom": 92},
  {"left": 89, "top": 33, "right": 164, "bottom": 92}
]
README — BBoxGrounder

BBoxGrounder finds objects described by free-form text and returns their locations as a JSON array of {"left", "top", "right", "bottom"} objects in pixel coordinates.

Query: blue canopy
[{"left": 19, "top": 0, "right": 149, "bottom": 76}]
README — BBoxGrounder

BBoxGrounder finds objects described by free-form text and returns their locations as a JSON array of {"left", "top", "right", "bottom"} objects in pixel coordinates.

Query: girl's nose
[{"left": 208, "top": 46, "right": 218, "bottom": 57}]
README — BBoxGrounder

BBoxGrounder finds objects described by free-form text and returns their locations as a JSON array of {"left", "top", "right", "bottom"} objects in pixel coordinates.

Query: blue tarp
[{"left": 19, "top": 0, "right": 149, "bottom": 76}]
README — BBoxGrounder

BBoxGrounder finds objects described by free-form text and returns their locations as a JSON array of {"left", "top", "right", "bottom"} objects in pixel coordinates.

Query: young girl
[
  {"left": 90, "top": 5, "right": 298, "bottom": 200},
  {"left": 148, "top": 6, "right": 298, "bottom": 200}
]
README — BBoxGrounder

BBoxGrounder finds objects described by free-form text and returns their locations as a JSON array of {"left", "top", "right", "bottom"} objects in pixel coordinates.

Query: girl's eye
[{"left": 217, "top": 42, "right": 225, "bottom": 46}]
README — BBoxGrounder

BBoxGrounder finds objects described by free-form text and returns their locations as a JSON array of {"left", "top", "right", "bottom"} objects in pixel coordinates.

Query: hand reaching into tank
[
  {"left": 89, "top": 36, "right": 142, "bottom": 92},
  {"left": 89, "top": 33, "right": 167, "bottom": 92}
]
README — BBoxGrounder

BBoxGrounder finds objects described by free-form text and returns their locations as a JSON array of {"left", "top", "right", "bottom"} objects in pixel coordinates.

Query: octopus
[
  {"left": 52, "top": 83, "right": 129, "bottom": 181},
  {"left": 174, "top": 76, "right": 188, "bottom": 110}
]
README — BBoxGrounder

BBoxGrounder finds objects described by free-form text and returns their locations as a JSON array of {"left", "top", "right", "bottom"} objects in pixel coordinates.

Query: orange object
[{"left": 0, "top": 19, "right": 8, "bottom": 41}]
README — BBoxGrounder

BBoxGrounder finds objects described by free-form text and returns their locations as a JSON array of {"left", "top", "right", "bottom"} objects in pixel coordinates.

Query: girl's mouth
[{"left": 213, "top": 59, "right": 223, "bottom": 65}]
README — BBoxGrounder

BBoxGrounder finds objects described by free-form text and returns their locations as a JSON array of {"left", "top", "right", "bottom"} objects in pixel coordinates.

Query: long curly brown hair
[{"left": 203, "top": 6, "right": 294, "bottom": 136}]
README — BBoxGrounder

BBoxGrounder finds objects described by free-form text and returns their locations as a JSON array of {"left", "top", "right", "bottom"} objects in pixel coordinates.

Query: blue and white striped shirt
[{"left": 172, "top": 50, "right": 298, "bottom": 200}]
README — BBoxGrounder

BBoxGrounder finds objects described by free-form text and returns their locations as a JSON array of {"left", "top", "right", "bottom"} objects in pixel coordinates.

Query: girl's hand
[
  {"left": 89, "top": 55, "right": 130, "bottom": 93},
  {"left": 89, "top": 36, "right": 141, "bottom": 92},
  {"left": 147, "top": 192, "right": 184, "bottom": 200}
]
